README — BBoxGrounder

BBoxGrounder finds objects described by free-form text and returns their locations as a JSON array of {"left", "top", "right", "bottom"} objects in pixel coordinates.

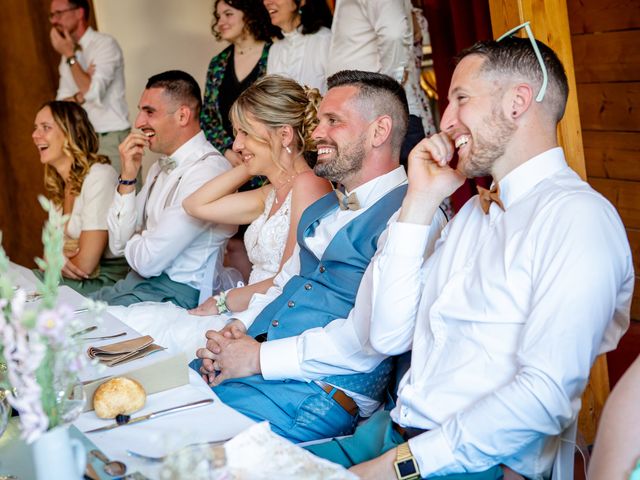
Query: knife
[{"left": 84, "top": 398, "right": 214, "bottom": 434}]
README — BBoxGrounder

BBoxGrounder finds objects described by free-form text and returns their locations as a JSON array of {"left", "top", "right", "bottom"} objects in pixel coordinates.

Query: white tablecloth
[{"left": 5, "top": 263, "right": 255, "bottom": 479}]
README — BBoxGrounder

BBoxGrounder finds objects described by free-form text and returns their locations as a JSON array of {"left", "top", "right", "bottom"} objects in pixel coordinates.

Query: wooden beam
[
  {"left": 488, "top": 0, "right": 606, "bottom": 446},
  {"left": 572, "top": 30, "right": 640, "bottom": 84},
  {"left": 584, "top": 131, "right": 640, "bottom": 182},
  {"left": 577, "top": 82, "right": 640, "bottom": 132},
  {"left": 488, "top": 0, "right": 586, "bottom": 179},
  {"left": 568, "top": 0, "right": 640, "bottom": 34}
]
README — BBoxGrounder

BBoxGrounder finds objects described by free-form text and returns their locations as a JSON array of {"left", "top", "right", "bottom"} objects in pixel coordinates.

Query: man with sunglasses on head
[
  {"left": 49, "top": 0, "right": 130, "bottom": 175},
  {"left": 308, "top": 32, "right": 633, "bottom": 480}
]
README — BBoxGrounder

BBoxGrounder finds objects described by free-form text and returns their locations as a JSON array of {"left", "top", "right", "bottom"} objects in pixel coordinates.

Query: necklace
[
  {"left": 236, "top": 43, "right": 260, "bottom": 55},
  {"left": 272, "top": 173, "right": 297, "bottom": 204}
]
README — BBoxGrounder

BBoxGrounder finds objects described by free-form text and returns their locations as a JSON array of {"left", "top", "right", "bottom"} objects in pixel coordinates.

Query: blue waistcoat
[{"left": 248, "top": 184, "right": 408, "bottom": 401}]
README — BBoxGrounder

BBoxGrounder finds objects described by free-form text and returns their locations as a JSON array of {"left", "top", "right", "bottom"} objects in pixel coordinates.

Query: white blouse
[
  {"left": 267, "top": 26, "right": 331, "bottom": 93},
  {"left": 65, "top": 162, "right": 118, "bottom": 254}
]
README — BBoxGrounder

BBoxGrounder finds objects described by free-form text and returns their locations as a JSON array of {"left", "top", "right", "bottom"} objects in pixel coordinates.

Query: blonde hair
[
  {"left": 229, "top": 75, "right": 322, "bottom": 169},
  {"left": 41, "top": 101, "right": 110, "bottom": 206}
]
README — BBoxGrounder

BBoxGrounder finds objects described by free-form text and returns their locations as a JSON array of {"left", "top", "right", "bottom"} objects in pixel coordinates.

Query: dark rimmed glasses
[{"left": 48, "top": 6, "right": 80, "bottom": 21}]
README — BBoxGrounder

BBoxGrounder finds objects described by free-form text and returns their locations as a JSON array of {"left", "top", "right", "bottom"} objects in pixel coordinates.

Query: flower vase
[{"left": 32, "top": 425, "right": 86, "bottom": 480}]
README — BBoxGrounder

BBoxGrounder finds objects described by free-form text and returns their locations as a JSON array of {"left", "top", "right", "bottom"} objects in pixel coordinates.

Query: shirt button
[
  {"left": 304, "top": 283, "right": 312, "bottom": 290},
  {"left": 271, "top": 319, "right": 279, "bottom": 327},
  {"left": 287, "top": 300, "right": 295, "bottom": 308},
  {"left": 319, "top": 265, "right": 326, "bottom": 273}
]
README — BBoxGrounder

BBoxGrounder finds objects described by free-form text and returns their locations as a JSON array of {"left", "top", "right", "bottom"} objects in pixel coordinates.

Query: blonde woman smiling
[{"left": 32, "top": 101, "right": 128, "bottom": 294}]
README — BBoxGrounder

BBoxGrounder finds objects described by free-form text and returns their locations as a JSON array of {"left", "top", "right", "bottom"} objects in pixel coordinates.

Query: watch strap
[{"left": 394, "top": 442, "right": 421, "bottom": 480}]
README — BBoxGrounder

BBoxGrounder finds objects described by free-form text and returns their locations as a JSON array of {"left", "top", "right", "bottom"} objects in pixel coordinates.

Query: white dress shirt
[
  {"left": 327, "top": 0, "right": 422, "bottom": 116},
  {"left": 370, "top": 148, "right": 634, "bottom": 477},
  {"left": 107, "top": 131, "right": 235, "bottom": 290},
  {"left": 267, "top": 26, "right": 331, "bottom": 93},
  {"left": 233, "top": 167, "right": 446, "bottom": 415},
  {"left": 56, "top": 27, "right": 130, "bottom": 133}
]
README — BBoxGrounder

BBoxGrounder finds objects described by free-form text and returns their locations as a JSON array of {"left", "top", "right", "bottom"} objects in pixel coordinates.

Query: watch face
[{"left": 396, "top": 458, "right": 419, "bottom": 478}]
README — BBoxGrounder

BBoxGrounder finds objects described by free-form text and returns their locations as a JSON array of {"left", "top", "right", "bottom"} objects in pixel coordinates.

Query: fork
[{"left": 126, "top": 440, "right": 228, "bottom": 463}]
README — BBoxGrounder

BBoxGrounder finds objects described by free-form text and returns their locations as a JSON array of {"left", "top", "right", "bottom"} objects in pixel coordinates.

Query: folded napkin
[{"left": 87, "top": 335, "right": 165, "bottom": 367}]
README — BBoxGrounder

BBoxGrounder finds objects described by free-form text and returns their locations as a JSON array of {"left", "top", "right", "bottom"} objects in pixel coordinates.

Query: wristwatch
[
  {"left": 66, "top": 55, "right": 78, "bottom": 66},
  {"left": 394, "top": 442, "right": 421, "bottom": 480}
]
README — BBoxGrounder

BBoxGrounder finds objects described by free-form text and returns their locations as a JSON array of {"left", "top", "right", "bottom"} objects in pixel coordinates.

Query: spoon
[{"left": 90, "top": 449, "right": 127, "bottom": 477}]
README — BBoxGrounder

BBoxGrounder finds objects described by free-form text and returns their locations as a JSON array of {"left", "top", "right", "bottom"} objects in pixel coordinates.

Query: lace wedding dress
[{"left": 109, "top": 189, "right": 292, "bottom": 356}]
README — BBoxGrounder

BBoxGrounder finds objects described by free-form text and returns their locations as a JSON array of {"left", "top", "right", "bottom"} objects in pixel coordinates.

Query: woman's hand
[
  {"left": 224, "top": 149, "right": 243, "bottom": 167},
  {"left": 188, "top": 296, "right": 220, "bottom": 316},
  {"left": 61, "top": 249, "right": 90, "bottom": 280}
]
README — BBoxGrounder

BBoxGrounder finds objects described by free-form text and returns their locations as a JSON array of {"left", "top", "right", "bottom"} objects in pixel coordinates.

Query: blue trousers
[
  {"left": 189, "top": 359, "right": 358, "bottom": 443},
  {"left": 306, "top": 410, "right": 504, "bottom": 479}
]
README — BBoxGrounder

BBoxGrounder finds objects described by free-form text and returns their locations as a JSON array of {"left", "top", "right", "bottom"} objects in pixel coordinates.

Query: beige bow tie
[
  {"left": 335, "top": 190, "right": 361, "bottom": 211},
  {"left": 158, "top": 156, "right": 176, "bottom": 173},
  {"left": 477, "top": 184, "right": 505, "bottom": 214}
]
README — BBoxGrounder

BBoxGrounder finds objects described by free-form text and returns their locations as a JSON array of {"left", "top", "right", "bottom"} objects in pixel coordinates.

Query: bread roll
[{"left": 93, "top": 377, "right": 146, "bottom": 419}]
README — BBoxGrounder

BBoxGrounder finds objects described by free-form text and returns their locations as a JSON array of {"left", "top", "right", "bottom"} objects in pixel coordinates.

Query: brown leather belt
[
  {"left": 392, "top": 421, "right": 428, "bottom": 440},
  {"left": 318, "top": 383, "right": 359, "bottom": 416}
]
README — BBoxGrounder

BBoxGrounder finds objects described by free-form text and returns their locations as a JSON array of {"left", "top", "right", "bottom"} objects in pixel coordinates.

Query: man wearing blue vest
[{"left": 191, "top": 70, "right": 447, "bottom": 443}]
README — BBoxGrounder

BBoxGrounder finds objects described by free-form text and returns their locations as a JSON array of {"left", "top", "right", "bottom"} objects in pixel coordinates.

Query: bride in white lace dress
[{"left": 109, "top": 75, "right": 332, "bottom": 355}]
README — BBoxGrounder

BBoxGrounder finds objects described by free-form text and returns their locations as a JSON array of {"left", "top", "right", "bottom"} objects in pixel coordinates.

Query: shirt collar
[
  {"left": 282, "top": 25, "right": 303, "bottom": 39},
  {"left": 345, "top": 166, "right": 407, "bottom": 210},
  {"left": 78, "top": 26, "right": 96, "bottom": 49},
  {"left": 165, "top": 131, "right": 208, "bottom": 169},
  {"left": 496, "top": 147, "right": 567, "bottom": 210}
]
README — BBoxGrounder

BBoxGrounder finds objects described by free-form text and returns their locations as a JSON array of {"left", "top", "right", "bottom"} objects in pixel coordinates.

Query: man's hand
[
  {"left": 61, "top": 249, "right": 90, "bottom": 280},
  {"left": 196, "top": 320, "right": 246, "bottom": 383},
  {"left": 400, "top": 133, "right": 466, "bottom": 225},
  {"left": 349, "top": 448, "right": 397, "bottom": 480},
  {"left": 117, "top": 132, "right": 147, "bottom": 193},
  {"left": 195, "top": 320, "right": 261, "bottom": 386},
  {"left": 49, "top": 27, "right": 75, "bottom": 58},
  {"left": 188, "top": 296, "right": 219, "bottom": 316}
]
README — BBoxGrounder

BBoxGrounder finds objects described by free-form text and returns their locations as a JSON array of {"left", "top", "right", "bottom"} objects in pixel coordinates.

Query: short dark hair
[
  {"left": 146, "top": 70, "right": 203, "bottom": 116},
  {"left": 68, "top": 0, "right": 90, "bottom": 22},
  {"left": 211, "top": 0, "right": 278, "bottom": 42},
  {"left": 273, "top": 0, "right": 332, "bottom": 38},
  {"left": 327, "top": 70, "right": 409, "bottom": 155},
  {"left": 298, "top": 0, "right": 332, "bottom": 35},
  {"left": 456, "top": 37, "right": 569, "bottom": 122}
]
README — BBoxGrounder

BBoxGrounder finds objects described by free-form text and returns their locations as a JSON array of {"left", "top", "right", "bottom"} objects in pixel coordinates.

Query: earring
[{"left": 285, "top": 145, "right": 292, "bottom": 154}]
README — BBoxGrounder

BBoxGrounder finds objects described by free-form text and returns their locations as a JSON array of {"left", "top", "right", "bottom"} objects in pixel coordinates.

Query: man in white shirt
[
  {"left": 92, "top": 70, "right": 234, "bottom": 308},
  {"left": 327, "top": 0, "right": 435, "bottom": 165},
  {"left": 309, "top": 34, "right": 634, "bottom": 479},
  {"left": 191, "top": 70, "right": 447, "bottom": 443},
  {"left": 49, "top": 0, "right": 130, "bottom": 174}
]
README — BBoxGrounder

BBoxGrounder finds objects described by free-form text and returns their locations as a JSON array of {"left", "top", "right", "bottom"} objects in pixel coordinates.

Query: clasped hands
[{"left": 195, "top": 319, "right": 261, "bottom": 386}]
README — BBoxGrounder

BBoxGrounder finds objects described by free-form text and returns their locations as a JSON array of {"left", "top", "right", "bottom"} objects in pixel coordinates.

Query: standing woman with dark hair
[
  {"left": 201, "top": 0, "right": 277, "bottom": 167},
  {"left": 264, "top": 0, "right": 333, "bottom": 92},
  {"left": 32, "top": 100, "right": 129, "bottom": 294}
]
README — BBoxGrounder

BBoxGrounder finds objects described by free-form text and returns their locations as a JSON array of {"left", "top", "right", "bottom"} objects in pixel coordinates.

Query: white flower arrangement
[{"left": 0, "top": 196, "right": 104, "bottom": 443}]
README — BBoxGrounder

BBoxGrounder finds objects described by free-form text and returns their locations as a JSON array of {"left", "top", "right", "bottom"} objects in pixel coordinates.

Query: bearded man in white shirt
[
  {"left": 308, "top": 35, "right": 634, "bottom": 479},
  {"left": 49, "top": 0, "right": 131, "bottom": 174},
  {"left": 91, "top": 70, "right": 234, "bottom": 308}
]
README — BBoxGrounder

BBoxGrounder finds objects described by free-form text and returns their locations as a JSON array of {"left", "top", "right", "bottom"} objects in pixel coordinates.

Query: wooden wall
[
  {"left": 0, "top": 0, "right": 61, "bottom": 267},
  {"left": 568, "top": 0, "right": 640, "bottom": 321}
]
